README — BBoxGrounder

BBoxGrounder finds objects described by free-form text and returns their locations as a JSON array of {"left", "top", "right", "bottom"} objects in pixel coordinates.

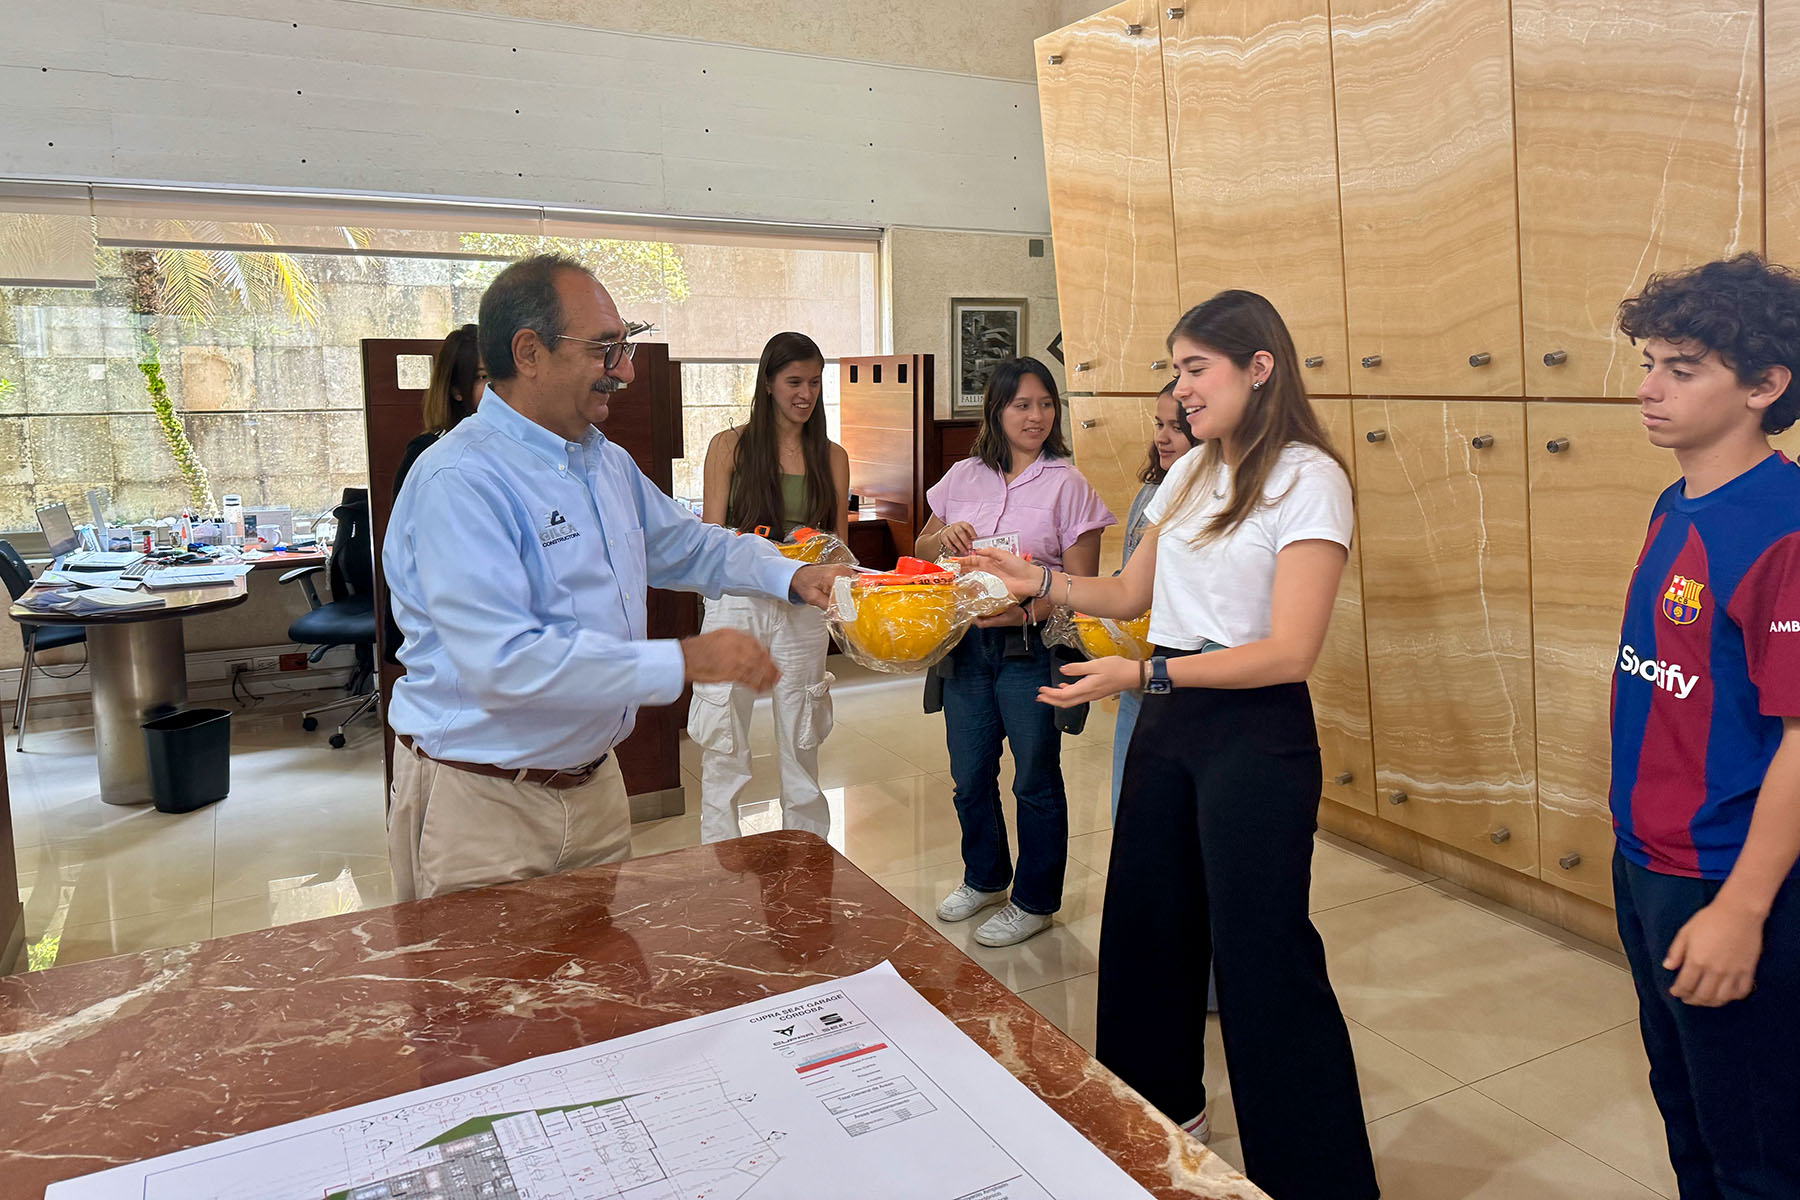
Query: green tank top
[{"left": 780, "top": 473, "right": 809, "bottom": 532}]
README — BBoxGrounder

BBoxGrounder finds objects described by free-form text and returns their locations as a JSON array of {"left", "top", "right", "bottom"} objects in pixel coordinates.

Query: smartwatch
[{"left": 1145, "top": 655, "right": 1173, "bottom": 696}]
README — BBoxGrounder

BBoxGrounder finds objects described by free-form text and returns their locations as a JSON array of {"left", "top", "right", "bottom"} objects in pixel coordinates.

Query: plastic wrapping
[
  {"left": 773, "top": 525, "right": 857, "bottom": 566},
  {"left": 1043, "top": 608, "right": 1155, "bottom": 662},
  {"left": 737, "top": 525, "right": 859, "bottom": 567},
  {"left": 825, "top": 556, "right": 1016, "bottom": 673}
]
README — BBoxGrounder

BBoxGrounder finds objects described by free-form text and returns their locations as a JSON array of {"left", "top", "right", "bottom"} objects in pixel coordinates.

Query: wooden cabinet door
[
  {"left": 1768, "top": 0, "right": 1800, "bottom": 263},
  {"left": 1036, "top": 4, "right": 1182, "bottom": 394},
  {"left": 1070, "top": 393, "right": 1157, "bottom": 573},
  {"left": 1515, "top": 0, "right": 1761, "bottom": 398},
  {"left": 1330, "top": 0, "right": 1523, "bottom": 396},
  {"left": 1355, "top": 399, "right": 1537, "bottom": 869},
  {"left": 1312, "top": 399, "right": 1376, "bottom": 812},
  {"left": 1161, "top": 0, "right": 1349, "bottom": 396},
  {"left": 1527, "top": 405, "right": 1667, "bottom": 904}
]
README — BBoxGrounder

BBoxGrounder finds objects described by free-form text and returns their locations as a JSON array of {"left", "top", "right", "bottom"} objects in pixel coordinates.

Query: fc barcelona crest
[{"left": 1661, "top": 574, "right": 1705, "bottom": 625}]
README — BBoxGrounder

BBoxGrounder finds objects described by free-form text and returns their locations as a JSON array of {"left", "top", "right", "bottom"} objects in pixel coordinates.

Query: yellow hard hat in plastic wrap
[
  {"left": 826, "top": 559, "right": 1014, "bottom": 673},
  {"left": 1054, "top": 610, "right": 1154, "bottom": 661}
]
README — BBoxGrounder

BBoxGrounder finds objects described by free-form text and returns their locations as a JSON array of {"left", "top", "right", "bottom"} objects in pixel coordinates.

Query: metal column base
[{"left": 87, "top": 621, "right": 188, "bottom": 806}]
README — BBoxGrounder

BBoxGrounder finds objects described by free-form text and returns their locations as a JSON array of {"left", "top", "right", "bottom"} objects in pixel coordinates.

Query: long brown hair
[
  {"left": 969, "top": 357, "right": 1072, "bottom": 474},
  {"left": 1139, "top": 377, "right": 1195, "bottom": 484},
  {"left": 422, "top": 324, "right": 482, "bottom": 432},
  {"left": 1158, "top": 290, "right": 1348, "bottom": 545},
  {"left": 725, "top": 332, "right": 839, "bottom": 535}
]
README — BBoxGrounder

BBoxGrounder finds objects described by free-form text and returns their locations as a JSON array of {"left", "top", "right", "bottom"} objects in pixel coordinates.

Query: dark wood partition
[
  {"left": 839, "top": 354, "right": 929, "bottom": 564},
  {"left": 362, "top": 340, "right": 694, "bottom": 819}
]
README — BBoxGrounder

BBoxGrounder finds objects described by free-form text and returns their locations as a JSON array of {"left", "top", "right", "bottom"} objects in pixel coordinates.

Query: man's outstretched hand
[{"left": 791, "top": 564, "right": 856, "bottom": 610}]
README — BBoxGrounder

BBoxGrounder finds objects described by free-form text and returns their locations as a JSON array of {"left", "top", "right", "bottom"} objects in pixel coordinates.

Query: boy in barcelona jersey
[{"left": 1610, "top": 254, "right": 1800, "bottom": 1199}]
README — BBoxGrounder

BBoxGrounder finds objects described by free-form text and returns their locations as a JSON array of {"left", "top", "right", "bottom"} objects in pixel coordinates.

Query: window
[{"left": 0, "top": 184, "right": 879, "bottom": 534}]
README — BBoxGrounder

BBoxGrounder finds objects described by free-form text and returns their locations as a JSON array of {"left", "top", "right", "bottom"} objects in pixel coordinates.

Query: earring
[{"left": 1251, "top": 379, "right": 1264, "bottom": 390}]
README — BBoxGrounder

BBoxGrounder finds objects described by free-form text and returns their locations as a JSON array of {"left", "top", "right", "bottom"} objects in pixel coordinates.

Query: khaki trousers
[{"left": 386, "top": 741, "right": 632, "bottom": 901}]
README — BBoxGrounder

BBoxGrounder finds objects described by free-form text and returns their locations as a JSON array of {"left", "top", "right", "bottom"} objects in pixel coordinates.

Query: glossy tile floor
[{"left": 8, "top": 664, "right": 1675, "bottom": 1199}]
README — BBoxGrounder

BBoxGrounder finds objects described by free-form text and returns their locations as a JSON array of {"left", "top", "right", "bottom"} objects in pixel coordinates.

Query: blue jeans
[
  {"left": 941, "top": 627, "right": 1068, "bottom": 915},
  {"left": 1111, "top": 688, "right": 1141, "bottom": 822}
]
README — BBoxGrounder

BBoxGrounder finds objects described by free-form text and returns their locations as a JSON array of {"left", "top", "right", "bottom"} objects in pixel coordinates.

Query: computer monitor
[{"left": 35, "top": 503, "right": 80, "bottom": 559}]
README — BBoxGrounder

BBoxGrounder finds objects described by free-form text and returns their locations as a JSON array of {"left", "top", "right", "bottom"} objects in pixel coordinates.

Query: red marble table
[{"left": 0, "top": 832, "right": 1266, "bottom": 1199}]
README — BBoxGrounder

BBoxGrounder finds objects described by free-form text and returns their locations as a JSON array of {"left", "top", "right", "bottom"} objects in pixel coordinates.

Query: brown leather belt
[{"left": 397, "top": 734, "right": 608, "bottom": 790}]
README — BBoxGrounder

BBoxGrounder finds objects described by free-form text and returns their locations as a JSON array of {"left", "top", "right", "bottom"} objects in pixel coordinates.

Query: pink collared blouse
[{"left": 925, "top": 455, "right": 1115, "bottom": 570}]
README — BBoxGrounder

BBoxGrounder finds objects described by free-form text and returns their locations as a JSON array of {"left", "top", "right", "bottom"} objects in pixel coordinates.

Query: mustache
[{"left": 593, "top": 378, "right": 626, "bottom": 394}]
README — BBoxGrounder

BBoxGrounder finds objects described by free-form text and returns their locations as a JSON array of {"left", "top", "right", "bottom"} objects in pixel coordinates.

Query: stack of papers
[
  {"left": 140, "top": 563, "right": 253, "bottom": 589},
  {"left": 18, "top": 588, "right": 165, "bottom": 615}
]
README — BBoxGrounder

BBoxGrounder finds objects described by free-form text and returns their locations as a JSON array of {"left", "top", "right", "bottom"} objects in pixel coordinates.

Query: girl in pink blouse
[{"left": 913, "top": 357, "right": 1114, "bottom": 946}]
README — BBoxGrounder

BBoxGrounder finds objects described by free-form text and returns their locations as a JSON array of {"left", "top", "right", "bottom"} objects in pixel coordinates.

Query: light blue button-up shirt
[{"left": 385, "top": 390, "right": 800, "bottom": 770}]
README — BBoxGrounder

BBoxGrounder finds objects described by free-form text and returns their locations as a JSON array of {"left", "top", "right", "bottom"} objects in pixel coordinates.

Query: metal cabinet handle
[
  {"left": 1471, "top": 434, "right": 1495, "bottom": 449},
  {"left": 1546, "top": 437, "right": 1570, "bottom": 454},
  {"left": 1304, "top": 355, "right": 1325, "bottom": 368},
  {"left": 1490, "top": 827, "right": 1511, "bottom": 845},
  {"left": 1150, "top": 359, "right": 1169, "bottom": 370},
  {"left": 1543, "top": 350, "right": 1568, "bottom": 366},
  {"left": 1361, "top": 354, "right": 1382, "bottom": 368},
  {"left": 1388, "top": 790, "right": 1408, "bottom": 805},
  {"left": 1558, "top": 851, "right": 1583, "bottom": 870},
  {"left": 1469, "top": 352, "right": 1492, "bottom": 367},
  {"left": 1333, "top": 771, "right": 1354, "bottom": 786},
  {"left": 1166, "top": 5, "right": 1185, "bottom": 16},
  {"left": 1079, "top": 418, "right": 1097, "bottom": 429},
  {"left": 1046, "top": 53, "right": 1064, "bottom": 65},
  {"left": 1073, "top": 361, "right": 1091, "bottom": 372},
  {"left": 1365, "top": 429, "right": 1387, "bottom": 443},
  {"left": 1127, "top": 23, "right": 1145, "bottom": 34}
]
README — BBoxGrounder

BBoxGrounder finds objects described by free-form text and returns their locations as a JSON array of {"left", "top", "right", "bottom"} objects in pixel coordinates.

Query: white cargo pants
[{"left": 687, "top": 592, "right": 834, "bottom": 843}]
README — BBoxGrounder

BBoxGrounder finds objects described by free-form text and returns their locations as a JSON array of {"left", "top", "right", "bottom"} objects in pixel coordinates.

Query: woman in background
[
  {"left": 690, "top": 331, "right": 850, "bottom": 843},
  {"left": 388, "top": 323, "right": 485, "bottom": 663},
  {"left": 394, "top": 323, "right": 484, "bottom": 499},
  {"left": 1110, "top": 377, "right": 1196, "bottom": 818},
  {"left": 914, "top": 357, "right": 1113, "bottom": 948}
]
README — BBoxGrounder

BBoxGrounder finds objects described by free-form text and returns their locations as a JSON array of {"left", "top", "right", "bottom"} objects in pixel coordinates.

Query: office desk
[
  {"left": 7, "top": 579, "right": 249, "bottom": 806},
  {"left": 0, "top": 832, "right": 1265, "bottom": 1199}
]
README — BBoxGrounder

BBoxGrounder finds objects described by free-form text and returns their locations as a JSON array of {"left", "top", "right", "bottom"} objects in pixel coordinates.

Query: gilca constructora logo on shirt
[{"left": 539, "top": 509, "right": 580, "bottom": 548}]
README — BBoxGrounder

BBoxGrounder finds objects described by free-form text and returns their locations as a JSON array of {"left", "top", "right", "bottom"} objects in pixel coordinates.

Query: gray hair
[{"left": 477, "top": 253, "right": 590, "bottom": 381}]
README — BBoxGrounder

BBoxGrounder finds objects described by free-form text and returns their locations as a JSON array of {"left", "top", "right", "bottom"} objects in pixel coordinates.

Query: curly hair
[{"left": 1617, "top": 253, "right": 1800, "bottom": 434}]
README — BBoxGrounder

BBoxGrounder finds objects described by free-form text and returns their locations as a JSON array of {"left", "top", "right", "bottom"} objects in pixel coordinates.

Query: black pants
[
  {"left": 1614, "top": 851, "right": 1800, "bottom": 1199},
  {"left": 1096, "top": 670, "right": 1378, "bottom": 1200}
]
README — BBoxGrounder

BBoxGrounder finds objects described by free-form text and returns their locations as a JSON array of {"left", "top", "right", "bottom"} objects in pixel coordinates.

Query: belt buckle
[{"left": 544, "top": 756, "right": 602, "bottom": 788}]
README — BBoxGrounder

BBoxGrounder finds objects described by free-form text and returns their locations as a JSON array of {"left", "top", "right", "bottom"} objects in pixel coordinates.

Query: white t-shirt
[{"left": 1144, "top": 443, "right": 1353, "bottom": 650}]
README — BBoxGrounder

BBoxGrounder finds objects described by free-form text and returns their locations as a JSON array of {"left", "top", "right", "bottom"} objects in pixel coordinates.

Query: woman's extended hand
[
  {"left": 964, "top": 547, "right": 1042, "bottom": 599},
  {"left": 1036, "top": 655, "right": 1137, "bottom": 708}
]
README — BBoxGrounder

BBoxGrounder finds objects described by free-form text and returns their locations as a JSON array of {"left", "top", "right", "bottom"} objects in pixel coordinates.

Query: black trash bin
[{"left": 143, "top": 708, "right": 231, "bottom": 814}]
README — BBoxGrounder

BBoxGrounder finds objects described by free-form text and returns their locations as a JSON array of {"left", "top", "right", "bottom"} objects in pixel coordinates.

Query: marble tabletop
[{"left": 0, "top": 831, "right": 1265, "bottom": 1199}]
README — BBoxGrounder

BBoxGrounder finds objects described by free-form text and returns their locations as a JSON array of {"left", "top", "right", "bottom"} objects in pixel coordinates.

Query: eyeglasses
[{"left": 552, "top": 321, "right": 656, "bottom": 371}]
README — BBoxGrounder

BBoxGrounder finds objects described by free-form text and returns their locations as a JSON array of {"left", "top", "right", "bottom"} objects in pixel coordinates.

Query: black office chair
[
  {"left": 282, "top": 489, "right": 378, "bottom": 748},
  {"left": 0, "top": 539, "right": 87, "bottom": 751}
]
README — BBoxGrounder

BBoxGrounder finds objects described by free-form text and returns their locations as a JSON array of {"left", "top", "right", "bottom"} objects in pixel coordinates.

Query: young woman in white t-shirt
[{"left": 969, "top": 291, "right": 1378, "bottom": 1200}]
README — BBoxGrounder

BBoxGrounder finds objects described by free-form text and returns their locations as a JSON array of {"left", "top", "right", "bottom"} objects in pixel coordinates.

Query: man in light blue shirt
[{"left": 385, "top": 254, "right": 851, "bottom": 899}]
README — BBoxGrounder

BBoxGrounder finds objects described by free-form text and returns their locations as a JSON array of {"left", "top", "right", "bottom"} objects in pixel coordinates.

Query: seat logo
[{"left": 1661, "top": 573, "right": 1705, "bottom": 625}]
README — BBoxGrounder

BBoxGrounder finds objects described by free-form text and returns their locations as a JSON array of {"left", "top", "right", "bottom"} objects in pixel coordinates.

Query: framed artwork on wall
[{"left": 950, "top": 298, "right": 1026, "bottom": 415}]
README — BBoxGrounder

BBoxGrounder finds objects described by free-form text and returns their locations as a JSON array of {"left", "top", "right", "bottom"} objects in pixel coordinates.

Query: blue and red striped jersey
[{"left": 1611, "top": 452, "right": 1800, "bottom": 879}]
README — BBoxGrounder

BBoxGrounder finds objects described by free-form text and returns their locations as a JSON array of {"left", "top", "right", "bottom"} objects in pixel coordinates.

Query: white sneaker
[
  {"left": 973, "top": 902, "right": 1053, "bottom": 947},
  {"left": 1180, "top": 1107, "right": 1211, "bottom": 1144},
  {"left": 936, "top": 884, "right": 1009, "bottom": 923}
]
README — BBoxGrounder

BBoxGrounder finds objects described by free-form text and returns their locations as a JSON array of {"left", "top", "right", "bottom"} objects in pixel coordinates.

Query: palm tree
[{"left": 123, "top": 223, "right": 368, "bottom": 513}]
